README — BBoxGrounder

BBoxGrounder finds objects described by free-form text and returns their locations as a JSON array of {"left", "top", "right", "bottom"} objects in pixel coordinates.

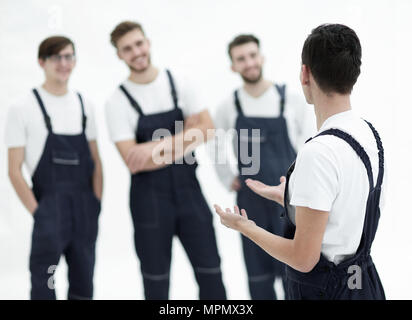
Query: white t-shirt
[
  {"left": 4, "top": 87, "right": 97, "bottom": 176},
  {"left": 288, "top": 110, "right": 387, "bottom": 265},
  {"left": 213, "top": 86, "right": 316, "bottom": 190},
  {"left": 105, "top": 69, "right": 204, "bottom": 143}
]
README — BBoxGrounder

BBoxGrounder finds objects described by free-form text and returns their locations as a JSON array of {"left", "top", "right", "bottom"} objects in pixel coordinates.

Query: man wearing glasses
[{"left": 5, "top": 36, "right": 103, "bottom": 299}]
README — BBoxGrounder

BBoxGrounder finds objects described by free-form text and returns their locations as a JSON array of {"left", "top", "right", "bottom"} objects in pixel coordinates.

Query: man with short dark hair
[
  {"left": 214, "top": 24, "right": 386, "bottom": 300},
  {"left": 5, "top": 36, "right": 103, "bottom": 299},
  {"left": 213, "top": 34, "right": 314, "bottom": 300},
  {"left": 105, "top": 21, "right": 226, "bottom": 300}
]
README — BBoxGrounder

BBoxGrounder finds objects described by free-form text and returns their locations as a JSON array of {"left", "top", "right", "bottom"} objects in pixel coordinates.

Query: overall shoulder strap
[
  {"left": 32, "top": 88, "right": 52, "bottom": 133},
  {"left": 315, "top": 128, "right": 374, "bottom": 191},
  {"left": 364, "top": 120, "right": 384, "bottom": 189},
  {"left": 233, "top": 89, "right": 243, "bottom": 116},
  {"left": 165, "top": 69, "right": 179, "bottom": 109},
  {"left": 77, "top": 93, "right": 87, "bottom": 132},
  {"left": 275, "top": 84, "right": 286, "bottom": 116},
  {"left": 119, "top": 85, "right": 144, "bottom": 116}
]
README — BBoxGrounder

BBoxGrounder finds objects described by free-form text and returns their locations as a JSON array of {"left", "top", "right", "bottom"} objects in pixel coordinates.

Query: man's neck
[
  {"left": 42, "top": 80, "right": 68, "bottom": 96},
  {"left": 243, "top": 78, "right": 272, "bottom": 98},
  {"left": 128, "top": 65, "right": 159, "bottom": 84},
  {"left": 313, "top": 92, "right": 352, "bottom": 131}
]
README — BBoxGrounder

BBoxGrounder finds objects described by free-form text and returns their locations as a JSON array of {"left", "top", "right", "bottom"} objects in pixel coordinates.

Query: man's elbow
[
  {"left": 195, "top": 111, "right": 214, "bottom": 137},
  {"left": 293, "top": 254, "right": 320, "bottom": 273},
  {"left": 200, "top": 118, "right": 215, "bottom": 142},
  {"left": 206, "top": 118, "right": 215, "bottom": 130},
  {"left": 8, "top": 168, "right": 21, "bottom": 184},
  {"left": 94, "top": 157, "right": 103, "bottom": 173}
]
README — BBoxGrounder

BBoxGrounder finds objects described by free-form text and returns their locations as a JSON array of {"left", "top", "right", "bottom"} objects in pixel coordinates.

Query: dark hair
[
  {"left": 301, "top": 24, "right": 362, "bottom": 94},
  {"left": 38, "top": 36, "right": 75, "bottom": 60},
  {"left": 228, "top": 34, "right": 260, "bottom": 60},
  {"left": 110, "top": 21, "right": 145, "bottom": 48}
]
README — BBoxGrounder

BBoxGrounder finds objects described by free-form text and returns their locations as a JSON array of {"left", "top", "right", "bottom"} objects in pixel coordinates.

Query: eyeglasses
[{"left": 47, "top": 54, "right": 76, "bottom": 63}]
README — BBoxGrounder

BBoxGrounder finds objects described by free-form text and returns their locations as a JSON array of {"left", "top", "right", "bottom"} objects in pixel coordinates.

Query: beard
[
  {"left": 240, "top": 67, "right": 263, "bottom": 84},
  {"left": 127, "top": 55, "right": 151, "bottom": 73}
]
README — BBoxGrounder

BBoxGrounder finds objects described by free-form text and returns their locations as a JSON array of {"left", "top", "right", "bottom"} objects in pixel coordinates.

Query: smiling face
[
  {"left": 116, "top": 28, "right": 151, "bottom": 73},
  {"left": 39, "top": 44, "right": 76, "bottom": 84},
  {"left": 230, "top": 42, "right": 264, "bottom": 84}
]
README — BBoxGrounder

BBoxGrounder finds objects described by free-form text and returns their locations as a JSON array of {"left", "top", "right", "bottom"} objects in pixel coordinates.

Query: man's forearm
[
  {"left": 239, "top": 222, "right": 309, "bottom": 272},
  {"left": 93, "top": 160, "right": 103, "bottom": 200},
  {"left": 171, "top": 124, "right": 214, "bottom": 159},
  {"left": 9, "top": 170, "right": 37, "bottom": 215},
  {"left": 140, "top": 123, "right": 214, "bottom": 171}
]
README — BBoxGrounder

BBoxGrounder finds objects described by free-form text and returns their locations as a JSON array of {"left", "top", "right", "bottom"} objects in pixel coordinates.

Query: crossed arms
[{"left": 115, "top": 109, "right": 214, "bottom": 174}]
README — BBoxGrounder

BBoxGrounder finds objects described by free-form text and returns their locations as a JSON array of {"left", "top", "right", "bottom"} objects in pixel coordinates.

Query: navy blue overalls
[
  {"left": 234, "top": 84, "right": 296, "bottom": 299},
  {"left": 30, "top": 89, "right": 100, "bottom": 300},
  {"left": 119, "top": 70, "right": 226, "bottom": 300},
  {"left": 283, "top": 120, "right": 386, "bottom": 300}
]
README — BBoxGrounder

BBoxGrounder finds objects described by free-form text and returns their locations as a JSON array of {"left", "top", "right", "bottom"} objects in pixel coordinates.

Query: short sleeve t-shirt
[
  {"left": 4, "top": 87, "right": 97, "bottom": 176},
  {"left": 288, "top": 110, "right": 386, "bottom": 265},
  {"left": 105, "top": 69, "right": 205, "bottom": 143}
]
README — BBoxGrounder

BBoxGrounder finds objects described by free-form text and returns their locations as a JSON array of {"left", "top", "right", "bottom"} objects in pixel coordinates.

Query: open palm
[
  {"left": 213, "top": 204, "right": 255, "bottom": 232},
  {"left": 245, "top": 176, "right": 286, "bottom": 206}
]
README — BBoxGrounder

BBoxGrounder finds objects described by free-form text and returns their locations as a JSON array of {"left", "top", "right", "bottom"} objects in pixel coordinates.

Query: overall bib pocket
[{"left": 52, "top": 150, "right": 81, "bottom": 182}]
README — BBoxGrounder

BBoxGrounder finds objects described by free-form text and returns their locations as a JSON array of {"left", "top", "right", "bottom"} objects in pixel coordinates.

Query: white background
[{"left": 0, "top": 0, "right": 411, "bottom": 299}]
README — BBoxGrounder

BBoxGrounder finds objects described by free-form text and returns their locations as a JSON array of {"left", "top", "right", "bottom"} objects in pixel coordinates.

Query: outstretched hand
[
  {"left": 245, "top": 176, "right": 286, "bottom": 206},
  {"left": 213, "top": 204, "right": 255, "bottom": 232}
]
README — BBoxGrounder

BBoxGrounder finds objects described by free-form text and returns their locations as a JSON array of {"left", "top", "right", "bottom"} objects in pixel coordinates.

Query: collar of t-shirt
[
  {"left": 121, "top": 70, "right": 176, "bottom": 115},
  {"left": 124, "top": 76, "right": 161, "bottom": 89},
  {"left": 318, "top": 110, "right": 355, "bottom": 133},
  {"left": 37, "top": 86, "right": 72, "bottom": 101}
]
